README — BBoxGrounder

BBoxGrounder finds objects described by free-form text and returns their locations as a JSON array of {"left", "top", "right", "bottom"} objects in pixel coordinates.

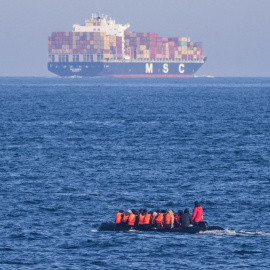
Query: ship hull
[{"left": 48, "top": 61, "right": 204, "bottom": 77}]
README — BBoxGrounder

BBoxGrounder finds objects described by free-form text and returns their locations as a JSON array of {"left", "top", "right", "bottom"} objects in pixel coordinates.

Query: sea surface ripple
[{"left": 0, "top": 77, "right": 270, "bottom": 269}]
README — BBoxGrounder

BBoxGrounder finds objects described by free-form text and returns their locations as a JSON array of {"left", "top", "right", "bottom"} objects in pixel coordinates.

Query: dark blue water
[{"left": 0, "top": 77, "right": 270, "bottom": 269}]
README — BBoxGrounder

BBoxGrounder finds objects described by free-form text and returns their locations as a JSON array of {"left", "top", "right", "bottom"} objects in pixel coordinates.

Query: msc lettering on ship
[
  {"left": 163, "top": 64, "right": 169, "bottom": 73},
  {"left": 146, "top": 63, "right": 153, "bottom": 73},
  {"left": 145, "top": 63, "right": 185, "bottom": 74},
  {"left": 179, "top": 64, "right": 185, "bottom": 73}
]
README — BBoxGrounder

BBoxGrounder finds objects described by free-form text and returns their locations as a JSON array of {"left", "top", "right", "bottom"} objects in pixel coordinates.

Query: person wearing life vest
[
  {"left": 138, "top": 209, "right": 147, "bottom": 227},
  {"left": 174, "top": 210, "right": 183, "bottom": 227},
  {"left": 152, "top": 211, "right": 158, "bottom": 228},
  {"left": 123, "top": 209, "right": 132, "bottom": 224},
  {"left": 180, "top": 208, "right": 193, "bottom": 227},
  {"left": 165, "top": 210, "right": 174, "bottom": 229},
  {"left": 115, "top": 210, "right": 124, "bottom": 226},
  {"left": 192, "top": 201, "right": 203, "bottom": 225},
  {"left": 128, "top": 210, "right": 138, "bottom": 228},
  {"left": 144, "top": 211, "right": 153, "bottom": 228},
  {"left": 155, "top": 210, "right": 166, "bottom": 229}
]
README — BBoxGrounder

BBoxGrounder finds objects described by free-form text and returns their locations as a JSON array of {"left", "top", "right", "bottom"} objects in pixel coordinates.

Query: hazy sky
[{"left": 0, "top": 0, "right": 269, "bottom": 77}]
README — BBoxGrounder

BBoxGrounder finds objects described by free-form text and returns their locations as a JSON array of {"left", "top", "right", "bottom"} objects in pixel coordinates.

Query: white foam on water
[
  {"left": 199, "top": 229, "right": 237, "bottom": 236},
  {"left": 199, "top": 229, "right": 270, "bottom": 236},
  {"left": 91, "top": 230, "right": 98, "bottom": 232},
  {"left": 238, "top": 230, "right": 270, "bottom": 236}
]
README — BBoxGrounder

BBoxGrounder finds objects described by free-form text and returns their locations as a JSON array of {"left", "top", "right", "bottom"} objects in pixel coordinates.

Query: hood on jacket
[{"left": 195, "top": 201, "right": 201, "bottom": 207}]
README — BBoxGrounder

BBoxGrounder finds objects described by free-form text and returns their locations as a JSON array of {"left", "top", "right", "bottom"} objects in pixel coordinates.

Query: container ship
[{"left": 48, "top": 14, "right": 206, "bottom": 77}]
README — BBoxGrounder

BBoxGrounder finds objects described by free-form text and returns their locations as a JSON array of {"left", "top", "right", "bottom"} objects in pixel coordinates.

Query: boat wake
[{"left": 199, "top": 229, "right": 270, "bottom": 236}]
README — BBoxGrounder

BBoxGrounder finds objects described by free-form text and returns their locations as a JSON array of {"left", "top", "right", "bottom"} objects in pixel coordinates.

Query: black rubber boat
[{"left": 98, "top": 221, "right": 224, "bottom": 234}]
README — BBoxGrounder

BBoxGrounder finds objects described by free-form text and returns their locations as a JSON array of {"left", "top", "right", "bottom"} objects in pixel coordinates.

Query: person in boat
[
  {"left": 144, "top": 210, "right": 153, "bottom": 228},
  {"left": 180, "top": 208, "right": 193, "bottom": 228},
  {"left": 155, "top": 210, "right": 166, "bottom": 229},
  {"left": 174, "top": 210, "right": 183, "bottom": 227},
  {"left": 128, "top": 210, "right": 138, "bottom": 228},
  {"left": 138, "top": 209, "right": 147, "bottom": 228},
  {"left": 123, "top": 209, "right": 132, "bottom": 224},
  {"left": 134, "top": 210, "right": 140, "bottom": 227},
  {"left": 165, "top": 210, "right": 174, "bottom": 229},
  {"left": 152, "top": 211, "right": 158, "bottom": 228},
  {"left": 115, "top": 210, "right": 124, "bottom": 227},
  {"left": 192, "top": 201, "right": 203, "bottom": 225}
]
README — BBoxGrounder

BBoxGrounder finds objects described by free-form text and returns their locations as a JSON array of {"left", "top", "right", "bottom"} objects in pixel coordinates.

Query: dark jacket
[{"left": 180, "top": 212, "right": 193, "bottom": 227}]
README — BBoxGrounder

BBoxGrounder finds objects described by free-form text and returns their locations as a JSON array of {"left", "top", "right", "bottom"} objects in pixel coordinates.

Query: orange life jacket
[
  {"left": 165, "top": 212, "right": 174, "bottom": 225},
  {"left": 128, "top": 213, "right": 136, "bottom": 226},
  {"left": 123, "top": 214, "right": 129, "bottom": 223},
  {"left": 115, "top": 212, "right": 123, "bottom": 224},
  {"left": 144, "top": 213, "right": 152, "bottom": 225},
  {"left": 138, "top": 214, "right": 145, "bottom": 225},
  {"left": 155, "top": 213, "right": 164, "bottom": 224}
]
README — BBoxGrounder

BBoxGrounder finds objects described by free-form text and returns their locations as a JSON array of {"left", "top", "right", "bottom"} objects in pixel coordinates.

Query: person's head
[
  {"left": 119, "top": 210, "right": 124, "bottom": 213},
  {"left": 134, "top": 210, "right": 138, "bottom": 215},
  {"left": 131, "top": 209, "right": 136, "bottom": 214},
  {"left": 143, "top": 209, "right": 147, "bottom": 214},
  {"left": 167, "top": 209, "right": 173, "bottom": 213},
  {"left": 139, "top": 209, "right": 143, "bottom": 214},
  {"left": 178, "top": 210, "right": 183, "bottom": 216},
  {"left": 195, "top": 201, "right": 201, "bottom": 207},
  {"left": 161, "top": 210, "right": 166, "bottom": 213},
  {"left": 153, "top": 212, "right": 157, "bottom": 216},
  {"left": 184, "top": 208, "right": 189, "bottom": 214},
  {"left": 148, "top": 211, "right": 153, "bottom": 215},
  {"left": 126, "top": 209, "right": 132, "bottom": 215},
  {"left": 156, "top": 210, "right": 160, "bottom": 214}
]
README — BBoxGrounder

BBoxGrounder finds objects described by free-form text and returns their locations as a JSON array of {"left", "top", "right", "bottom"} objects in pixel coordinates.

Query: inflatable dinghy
[{"left": 98, "top": 221, "right": 224, "bottom": 234}]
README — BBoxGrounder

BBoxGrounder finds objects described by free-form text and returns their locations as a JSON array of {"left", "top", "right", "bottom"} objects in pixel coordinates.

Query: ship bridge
[{"left": 73, "top": 13, "right": 130, "bottom": 36}]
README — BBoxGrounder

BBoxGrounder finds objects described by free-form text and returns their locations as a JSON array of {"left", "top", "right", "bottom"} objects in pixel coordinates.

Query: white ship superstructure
[{"left": 73, "top": 13, "right": 130, "bottom": 56}]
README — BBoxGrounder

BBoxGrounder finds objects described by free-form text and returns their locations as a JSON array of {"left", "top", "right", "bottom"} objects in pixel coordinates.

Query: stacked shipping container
[
  {"left": 48, "top": 32, "right": 122, "bottom": 59},
  {"left": 48, "top": 31, "right": 203, "bottom": 61},
  {"left": 124, "top": 32, "right": 203, "bottom": 60}
]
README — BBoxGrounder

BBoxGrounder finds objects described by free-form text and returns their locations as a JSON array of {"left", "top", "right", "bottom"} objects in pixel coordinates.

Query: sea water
[{"left": 0, "top": 77, "right": 270, "bottom": 269}]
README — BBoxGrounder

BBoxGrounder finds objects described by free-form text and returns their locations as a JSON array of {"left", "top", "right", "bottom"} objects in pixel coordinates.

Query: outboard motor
[{"left": 198, "top": 221, "right": 209, "bottom": 229}]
